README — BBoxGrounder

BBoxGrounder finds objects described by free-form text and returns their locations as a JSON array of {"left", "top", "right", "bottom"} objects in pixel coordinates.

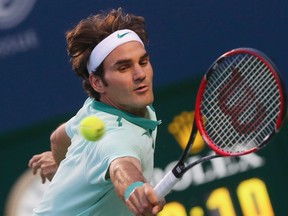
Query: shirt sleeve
[
  {"left": 65, "top": 98, "right": 94, "bottom": 139},
  {"left": 65, "top": 116, "right": 76, "bottom": 139}
]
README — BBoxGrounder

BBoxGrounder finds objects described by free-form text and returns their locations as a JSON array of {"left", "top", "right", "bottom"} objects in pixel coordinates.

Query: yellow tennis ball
[{"left": 79, "top": 116, "right": 105, "bottom": 141}]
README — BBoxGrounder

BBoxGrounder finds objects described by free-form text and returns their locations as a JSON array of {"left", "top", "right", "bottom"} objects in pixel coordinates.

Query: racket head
[{"left": 195, "top": 48, "right": 287, "bottom": 156}]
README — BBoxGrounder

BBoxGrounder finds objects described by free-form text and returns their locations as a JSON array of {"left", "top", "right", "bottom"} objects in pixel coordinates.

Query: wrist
[{"left": 124, "top": 181, "right": 144, "bottom": 201}]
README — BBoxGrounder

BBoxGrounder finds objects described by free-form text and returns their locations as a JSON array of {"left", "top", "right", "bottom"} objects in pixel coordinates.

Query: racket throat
[{"left": 172, "top": 162, "right": 186, "bottom": 178}]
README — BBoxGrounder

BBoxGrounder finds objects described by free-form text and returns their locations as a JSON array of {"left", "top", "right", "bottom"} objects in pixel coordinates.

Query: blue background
[{"left": 1, "top": 0, "right": 287, "bottom": 134}]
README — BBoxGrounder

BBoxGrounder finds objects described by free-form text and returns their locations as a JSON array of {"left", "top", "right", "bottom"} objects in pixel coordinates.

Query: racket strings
[
  {"left": 201, "top": 53, "right": 281, "bottom": 153},
  {"left": 216, "top": 58, "right": 266, "bottom": 125},
  {"left": 216, "top": 65, "right": 277, "bottom": 131},
  {"left": 213, "top": 73, "right": 275, "bottom": 148},
  {"left": 215, "top": 82, "right": 278, "bottom": 150},
  {"left": 206, "top": 54, "right": 258, "bottom": 104},
  {"left": 205, "top": 56, "right": 261, "bottom": 121},
  {"left": 217, "top": 102, "right": 278, "bottom": 153},
  {"left": 206, "top": 54, "right": 266, "bottom": 122},
  {"left": 206, "top": 55, "right": 252, "bottom": 98}
]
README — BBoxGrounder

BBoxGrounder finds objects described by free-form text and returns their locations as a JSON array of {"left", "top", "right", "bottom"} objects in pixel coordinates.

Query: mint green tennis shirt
[{"left": 33, "top": 98, "right": 161, "bottom": 216}]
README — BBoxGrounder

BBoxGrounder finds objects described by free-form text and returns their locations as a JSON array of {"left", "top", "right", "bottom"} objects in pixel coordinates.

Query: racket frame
[{"left": 195, "top": 48, "right": 287, "bottom": 156}]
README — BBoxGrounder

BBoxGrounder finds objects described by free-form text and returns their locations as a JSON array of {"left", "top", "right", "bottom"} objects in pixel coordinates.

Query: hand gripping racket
[{"left": 154, "top": 48, "right": 287, "bottom": 198}]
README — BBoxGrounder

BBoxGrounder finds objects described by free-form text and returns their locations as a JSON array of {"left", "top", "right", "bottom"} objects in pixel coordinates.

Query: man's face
[{"left": 99, "top": 41, "right": 154, "bottom": 116}]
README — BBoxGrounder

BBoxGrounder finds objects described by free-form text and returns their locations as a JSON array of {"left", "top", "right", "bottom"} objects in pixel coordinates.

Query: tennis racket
[{"left": 154, "top": 47, "right": 287, "bottom": 198}]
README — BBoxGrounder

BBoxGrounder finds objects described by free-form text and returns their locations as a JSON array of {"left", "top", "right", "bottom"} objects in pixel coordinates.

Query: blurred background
[{"left": 1, "top": 0, "right": 287, "bottom": 215}]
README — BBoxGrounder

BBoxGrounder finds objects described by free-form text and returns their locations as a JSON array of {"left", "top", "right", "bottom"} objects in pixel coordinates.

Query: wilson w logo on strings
[{"left": 218, "top": 68, "right": 266, "bottom": 134}]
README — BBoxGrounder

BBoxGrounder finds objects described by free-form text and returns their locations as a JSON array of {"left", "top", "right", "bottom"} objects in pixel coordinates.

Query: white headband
[{"left": 87, "top": 29, "right": 144, "bottom": 74}]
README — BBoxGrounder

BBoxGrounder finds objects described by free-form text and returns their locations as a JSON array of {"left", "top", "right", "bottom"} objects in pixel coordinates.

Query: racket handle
[{"left": 154, "top": 170, "right": 180, "bottom": 198}]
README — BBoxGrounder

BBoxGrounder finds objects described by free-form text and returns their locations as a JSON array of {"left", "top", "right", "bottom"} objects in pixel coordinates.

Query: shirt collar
[{"left": 92, "top": 100, "right": 161, "bottom": 131}]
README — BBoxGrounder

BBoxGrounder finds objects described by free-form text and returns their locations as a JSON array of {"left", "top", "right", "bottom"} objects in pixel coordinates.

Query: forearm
[
  {"left": 109, "top": 157, "right": 146, "bottom": 200},
  {"left": 109, "top": 157, "right": 165, "bottom": 215},
  {"left": 50, "top": 123, "right": 71, "bottom": 165}
]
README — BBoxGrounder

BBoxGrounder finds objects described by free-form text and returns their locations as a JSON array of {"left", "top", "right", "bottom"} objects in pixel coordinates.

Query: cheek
[
  {"left": 106, "top": 77, "right": 131, "bottom": 94},
  {"left": 146, "top": 65, "right": 154, "bottom": 79}
]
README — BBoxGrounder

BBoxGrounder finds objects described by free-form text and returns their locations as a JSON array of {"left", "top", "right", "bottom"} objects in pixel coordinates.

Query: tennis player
[{"left": 28, "top": 8, "right": 165, "bottom": 215}]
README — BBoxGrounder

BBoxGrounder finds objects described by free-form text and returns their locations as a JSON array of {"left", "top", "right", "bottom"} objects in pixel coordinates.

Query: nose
[{"left": 133, "top": 64, "right": 146, "bottom": 81}]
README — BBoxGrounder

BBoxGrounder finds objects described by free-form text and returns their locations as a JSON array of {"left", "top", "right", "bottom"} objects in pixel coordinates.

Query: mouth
[{"left": 134, "top": 85, "right": 149, "bottom": 93}]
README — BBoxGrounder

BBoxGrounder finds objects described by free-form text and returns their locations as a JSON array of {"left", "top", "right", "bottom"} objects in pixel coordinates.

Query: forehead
[{"left": 104, "top": 41, "right": 146, "bottom": 65}]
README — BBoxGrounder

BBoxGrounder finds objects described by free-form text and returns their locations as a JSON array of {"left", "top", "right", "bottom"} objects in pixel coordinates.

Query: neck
[{"left": 100, "top": 95, "right": 147, "bottom": 117}]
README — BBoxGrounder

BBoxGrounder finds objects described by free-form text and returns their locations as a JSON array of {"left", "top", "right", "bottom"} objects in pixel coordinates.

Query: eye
[
  {"left": 118, "top": 64, "right": 130, "bottom": 72},
  {"left": 139, "top": 58, "right": 149, "bottom": 67}
]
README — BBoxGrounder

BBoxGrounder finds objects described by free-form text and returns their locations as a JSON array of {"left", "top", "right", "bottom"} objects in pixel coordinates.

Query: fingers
[
  {"left": 144, "top": 184, "right": 165, "bottom": 215},
  {"left": 126, "top": 187, "right": 153, "bottom": 215},
  {"left": 28, "top": 154, "right": 42, "bottom": 175},
  {"left": 144, "top": 184, "right": 159, "bottom": 204},
  {"left": 126, "top": 184, "right": 165, "bottom": 216},
  {"left": 28, "top": 151, "right": 58, "bottom": 184},
  {"left": 151, "top": 199, "right": 166, "bottom": 216},
  {"left": 40, "top": 171, "right": 46, "bottom": 184}
]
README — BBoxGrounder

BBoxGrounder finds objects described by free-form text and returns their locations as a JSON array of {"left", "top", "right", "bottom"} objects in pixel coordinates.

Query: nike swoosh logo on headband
[{"left": 117, "top": 32, "right": 130, "bottom": 38}]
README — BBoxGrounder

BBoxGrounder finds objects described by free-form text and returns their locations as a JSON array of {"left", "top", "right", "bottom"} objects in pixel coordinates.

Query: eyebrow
[{"left": 113, "top": 53, "right": 149, "bottom": 67}]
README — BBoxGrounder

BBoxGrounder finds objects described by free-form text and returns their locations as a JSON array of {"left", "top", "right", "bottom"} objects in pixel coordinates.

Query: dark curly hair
[{"left": 65, "top": 8, "right": 149, "bottom": 100}]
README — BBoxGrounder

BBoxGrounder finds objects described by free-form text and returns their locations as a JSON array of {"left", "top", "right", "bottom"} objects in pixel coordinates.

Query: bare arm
[
  {"left": 109, "top": 157, "right": 165, "bottom": 215},
  {"left": 28, "top": 123, "right": 71, "bottom": 183},
  {"left": 50, "top": 123, "right": 71, "bottom": 165}
]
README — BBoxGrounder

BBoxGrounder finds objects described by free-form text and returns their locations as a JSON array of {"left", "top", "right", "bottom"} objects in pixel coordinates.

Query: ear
[{"left": 89, "top": 75, "right": 105, "bottom": 93}]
